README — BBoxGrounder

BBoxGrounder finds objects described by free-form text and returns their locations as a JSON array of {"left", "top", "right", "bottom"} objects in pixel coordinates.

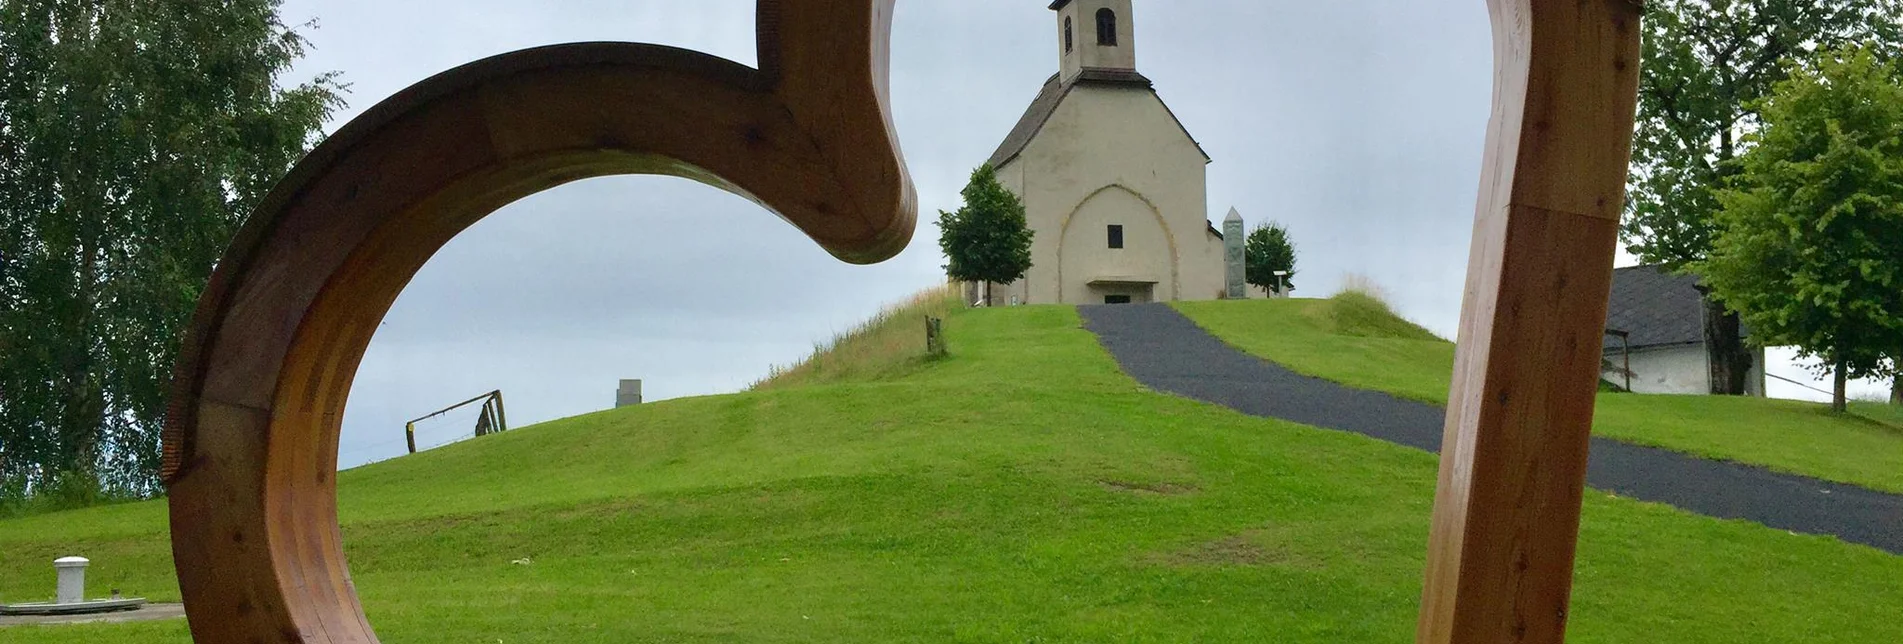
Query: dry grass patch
[
  {"left": 1099, "top": 479, "right": 1200, "bottom": 496},
  {"left": 1146, "top": 531, "right": 1312, "bottom": 569},
  {"left": 752, "top": 284, "right": 961, "bottom": 390}
]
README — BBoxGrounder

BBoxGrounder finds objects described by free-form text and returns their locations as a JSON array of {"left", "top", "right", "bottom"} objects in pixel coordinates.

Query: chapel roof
[
  {"left": 1602, "top": 264, "right": 1749, "bottom": 351},
  {"left": 986, "top": 69, "right": 1210, "bottom": 169}
]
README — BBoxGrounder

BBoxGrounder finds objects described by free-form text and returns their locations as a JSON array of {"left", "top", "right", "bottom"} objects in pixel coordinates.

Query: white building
[
  {"left": 976, "top": 0, "right": 1228, "bottom": 305},
  {"left": 1601, "top": 265, "right": 1766, "bottom": 396}
]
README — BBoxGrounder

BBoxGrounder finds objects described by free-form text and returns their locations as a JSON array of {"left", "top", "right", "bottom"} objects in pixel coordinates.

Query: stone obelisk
[{"left": 1224, "top": 208, "right": 1247, "bottom": 299}]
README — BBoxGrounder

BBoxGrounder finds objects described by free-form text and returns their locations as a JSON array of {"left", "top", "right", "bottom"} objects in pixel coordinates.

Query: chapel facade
[{"left": 980, "top": 0, "right": 1228, "bottom": 305}]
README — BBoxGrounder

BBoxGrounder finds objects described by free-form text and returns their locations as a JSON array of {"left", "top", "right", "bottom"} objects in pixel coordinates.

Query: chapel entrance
[{"left": 1090, "top": 281, "right": 1154, "bottom": 304}]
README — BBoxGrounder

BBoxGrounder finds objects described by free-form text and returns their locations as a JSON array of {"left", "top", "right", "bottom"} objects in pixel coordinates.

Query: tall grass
[
  {"left": 1327, "top": 274, "right": 1440, "bottom": 341},
  {"left": 751, "top": 284, "right": 962, "bottom": 390},
  {"left": 1336, "top": 272, "right": 1393, "bottom": 305}
]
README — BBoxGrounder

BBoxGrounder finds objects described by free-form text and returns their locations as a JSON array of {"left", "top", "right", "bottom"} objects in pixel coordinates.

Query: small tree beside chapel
[
  {"left": 1699, "top": 45, "right": 1903, "bottom": 413},
  {"left": 1244, "top": 221, "right": 1297, "bottom": 296},
  {"left": 938, "top": 165, "right": 1034, "bottom": 306}
]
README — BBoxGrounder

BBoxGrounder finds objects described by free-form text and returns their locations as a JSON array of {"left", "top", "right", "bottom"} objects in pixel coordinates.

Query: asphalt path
[{"left": 1079, "top": 303, "right": 1903, "bottom": 555}]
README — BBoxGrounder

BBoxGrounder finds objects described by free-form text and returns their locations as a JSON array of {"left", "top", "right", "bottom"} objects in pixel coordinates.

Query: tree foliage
[
  {"left": 1627, "top": 0, "right": 1901, "bottom": 265},
  {"left": 1625, "top": 0, "right": 1903, "bottom": 394},
  {"left": 1698, "top": 45, "right": 1903, "bottom": 412},
  {"left": 1243, "top": 221, "right": 1296, "bottom": 296},
  {"left": 937, "top": 165, "right": 1033, "bottom": 306},
  {"left": 0, "top": 0, "right": 344, "bottom": 498}
]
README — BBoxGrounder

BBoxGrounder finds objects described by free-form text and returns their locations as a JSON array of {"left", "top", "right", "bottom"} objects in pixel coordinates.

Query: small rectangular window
[{"left": 1107, "top": 224, "right": 1124, "bottom": 249}]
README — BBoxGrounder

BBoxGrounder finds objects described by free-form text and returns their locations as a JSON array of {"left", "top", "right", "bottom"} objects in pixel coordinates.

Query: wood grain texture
[
  {"left": 160, "top": 2, "right": 910, "bottom": 642},
  {"left": 1417, "top": 1, "right": 1643, "bottom": 643}
]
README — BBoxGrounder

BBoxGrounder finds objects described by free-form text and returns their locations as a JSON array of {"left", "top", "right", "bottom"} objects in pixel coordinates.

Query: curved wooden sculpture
[
  {"left": 160, "top": 0, "right": 1640, "bottom": 642},
  {"left": 161, "top": 2, "right": 910, "bottom": 642}
]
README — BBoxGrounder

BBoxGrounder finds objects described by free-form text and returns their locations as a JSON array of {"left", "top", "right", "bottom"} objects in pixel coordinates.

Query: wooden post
[
  {"left": 491, "top": 389, "right": 508, "bottom": 432},
  {"left": 925, "top": 316, "right": 946, "bottom": 356},
  {"left": 1621, "top": 333, "right": 1632, "bottom": 393},
  {"left": 1417, "top": 2, "right": 1642, "bottom": 643}
]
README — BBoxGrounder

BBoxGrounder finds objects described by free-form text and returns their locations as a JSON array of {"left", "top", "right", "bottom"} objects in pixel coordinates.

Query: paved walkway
[{"left": 1080, "top": 303, "right": 1903, "bottom": 555}]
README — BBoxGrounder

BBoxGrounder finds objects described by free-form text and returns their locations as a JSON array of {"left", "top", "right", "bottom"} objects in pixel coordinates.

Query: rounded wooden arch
[
  {"left": 160, "top": 3, "right": 911, "bottom": 642},
  {"left": 162, "top": 1, "right": 1647, "bottom": 643}
]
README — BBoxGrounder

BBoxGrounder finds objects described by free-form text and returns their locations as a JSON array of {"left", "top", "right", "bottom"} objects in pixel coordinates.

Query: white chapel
[{"left": 980, "top": 0, "right": 1229, "bottom": 305}]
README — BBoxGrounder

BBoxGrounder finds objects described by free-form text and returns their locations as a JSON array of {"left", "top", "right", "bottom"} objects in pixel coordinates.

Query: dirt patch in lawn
[
  {"left": 1100, "top": 479, "right": 1199, "bottom": 496},
  {"left": 1145, "top": 529, "right": 1326, "bottom": 570}
]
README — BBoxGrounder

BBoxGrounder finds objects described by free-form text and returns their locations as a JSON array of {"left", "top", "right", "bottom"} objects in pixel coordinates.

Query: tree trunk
[
  {"left": 1701, "top": 292, "right": 1752, "bottom": 395},
  {"left": 1832, "top": 356, "right": 1848, "bottom": 414},
  {"left": 53, "top": 239, "right": 106, "bottom": 480},
  {"left": 983, "top": 281, "right": 992, "bottom": 308},
  {"left": 1891, "top": 373, "right": 1901, "bottom": 406}
]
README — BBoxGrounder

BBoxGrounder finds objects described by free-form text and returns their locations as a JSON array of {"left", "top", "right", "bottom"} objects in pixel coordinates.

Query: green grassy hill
[
  {"left": 3, "top": 298, "right": 1900, "bottom": 643},
  {"left": 1177, "top": 294, "right": 1903, "bottom": 493}
]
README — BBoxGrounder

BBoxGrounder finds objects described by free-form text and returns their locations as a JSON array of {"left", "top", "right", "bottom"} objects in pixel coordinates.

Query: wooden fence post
[
  {"left": 925, "top": 316, "right": 946, "bottom": 356},
  {"left": 491, "top": 389, "right": 509, "bottom": 432}
]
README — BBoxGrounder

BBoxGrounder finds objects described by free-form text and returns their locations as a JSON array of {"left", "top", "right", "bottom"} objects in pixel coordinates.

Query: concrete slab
[
  {"left": 3, "top": 597, "right": 146, "bottom": 616},
  {"left": 0, "top": 602, "right": 184, "bottom": 627}
]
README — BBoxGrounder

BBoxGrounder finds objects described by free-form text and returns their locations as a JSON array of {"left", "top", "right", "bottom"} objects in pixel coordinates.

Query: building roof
[
  {"left": 986, "top": 70, "right": 1210, "bottom": 169},
  {"left": 1603, "top": 264, "right": 1746, "bottom": 351}
]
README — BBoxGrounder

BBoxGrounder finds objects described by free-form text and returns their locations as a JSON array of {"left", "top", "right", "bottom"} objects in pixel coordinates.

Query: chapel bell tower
[{"left": 1053, "top": 0, "right": 1137, "bottom": 84}]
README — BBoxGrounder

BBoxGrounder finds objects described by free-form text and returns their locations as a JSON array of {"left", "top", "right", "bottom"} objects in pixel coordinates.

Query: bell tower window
[
  {"left": 1064, "top": 17, "right": 1074, "bottom": 53},
  {"left": 1096, "top": 8, "right": 1118, "bottom": 46}
]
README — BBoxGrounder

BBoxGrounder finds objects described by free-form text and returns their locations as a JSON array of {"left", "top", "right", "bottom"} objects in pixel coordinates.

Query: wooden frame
[
  {"left": 160, "top": 1, "right": 1640, "bottom": 642},
  {"left": 160, "top": 2, "right": 910, "bottom": 641},
  {"left": 403, "top": 390, "right": 508, "bottom": 455}
]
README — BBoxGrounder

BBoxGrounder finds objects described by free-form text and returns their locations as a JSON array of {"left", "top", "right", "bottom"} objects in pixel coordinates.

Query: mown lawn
[
  {"left": 2, "top": 304, "right": 1899, "bottom": 643},
  {"left": 1176, "top": 296, "right": 1903, "bottom": 493}
]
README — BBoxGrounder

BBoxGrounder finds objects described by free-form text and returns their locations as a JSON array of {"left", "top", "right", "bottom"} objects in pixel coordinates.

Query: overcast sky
[{"left": 271, "top": 1, "right": 1886, "bottom": 468}]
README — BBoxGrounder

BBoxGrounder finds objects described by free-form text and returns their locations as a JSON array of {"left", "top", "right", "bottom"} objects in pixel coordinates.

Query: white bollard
[{"left": 54, "top": 556, "right": 89, "bottom": 605}]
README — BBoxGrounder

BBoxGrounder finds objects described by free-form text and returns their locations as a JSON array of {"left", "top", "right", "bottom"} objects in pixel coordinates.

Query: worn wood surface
[
  {"left": 1417, "top": 1, "right": 1643, "bottom": 643},
  {"left": 160, "top": 2, "right": 911, "bottom": 642}
]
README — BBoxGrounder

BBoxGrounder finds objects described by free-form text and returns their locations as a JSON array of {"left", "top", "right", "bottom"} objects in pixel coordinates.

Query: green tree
[
  {"left": 1625, "top": 0, "right": 1902, "bottom": 394},
  {"left": 1698, "top": 45, "right": 1903, "bottom": 413},
  {"left": 0, "top": 0, "right": 344, "bottom": 498},
  {"left": 1244, "top": 221, "right": 1296, "bottom": 296},
  {"left": 937, "top": 165, "right": 1033, "bottom": 307}
]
